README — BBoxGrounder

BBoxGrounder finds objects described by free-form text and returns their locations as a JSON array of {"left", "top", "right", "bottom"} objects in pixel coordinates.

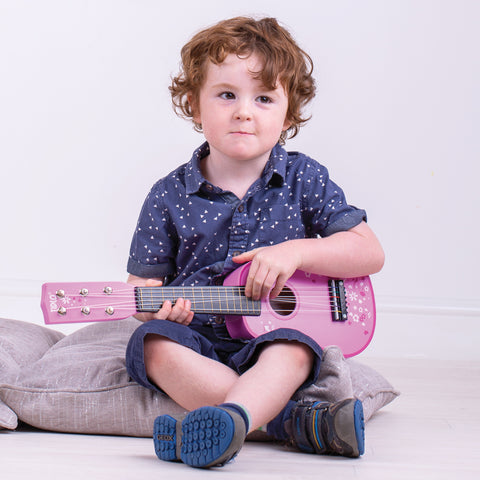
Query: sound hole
[{"left": 269, "top": 286, "right": 296, "bottom": 316}]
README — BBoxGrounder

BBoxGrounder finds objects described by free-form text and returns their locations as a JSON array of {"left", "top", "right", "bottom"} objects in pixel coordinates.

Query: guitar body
[
  {"left": 41, "top": 263, "right": 376, "bottom": 357},
  {"left": 224, "top": 264, "right": 376, "bottom": 358}
]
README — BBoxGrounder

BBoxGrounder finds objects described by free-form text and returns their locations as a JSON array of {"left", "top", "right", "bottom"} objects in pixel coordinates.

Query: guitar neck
[{"left": 135, "top": 286, "right": 261, "bottom": 316}]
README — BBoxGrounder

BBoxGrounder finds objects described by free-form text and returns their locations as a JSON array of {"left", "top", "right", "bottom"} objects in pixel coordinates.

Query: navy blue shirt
[{"left": 128, "top": 142, "right": 366, "bottom": 324}]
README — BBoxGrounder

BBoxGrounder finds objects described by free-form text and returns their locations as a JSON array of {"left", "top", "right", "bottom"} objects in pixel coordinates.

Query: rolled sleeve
[
  {"left": 321, "top": 208, "right": 367, "bottom": 237},
  {"left": 127, "top": 181, "right": 177, "bottom": 279},
  {"left": 301, "top": 160, "right": 367, "bottom": 237},
  {"left": 127, "top": 257, "right": 175, "bottom": 278}
]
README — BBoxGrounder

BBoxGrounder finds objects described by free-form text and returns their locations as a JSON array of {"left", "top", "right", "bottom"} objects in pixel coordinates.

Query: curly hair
[{"left": 169, "top": 16, "right": 316, "bottom": 143}]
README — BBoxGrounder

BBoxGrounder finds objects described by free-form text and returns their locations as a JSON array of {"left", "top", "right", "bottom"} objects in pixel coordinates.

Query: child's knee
[
  {"left": 144, "top": 333, "right": 172, "bottom": 369},
  {"left": 263, "top": 340, "right": 314, "bottom": 372},
  {"left": 291, "top": 342, "right": 315, "bottom": 372}
]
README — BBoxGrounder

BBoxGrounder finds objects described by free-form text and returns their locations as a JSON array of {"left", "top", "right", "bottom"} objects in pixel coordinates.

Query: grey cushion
[
  {"left": 0, "top": 402, "right": 17, "bottom": 430},
  {"left": 0, "top": 318, "right": 398, "bottom": 436},
  {"left": 294, "top": 346, "right": 399, "bottom": 421},
  {"left": 0, "top": 318, "right": 64, "bottom": 429},
  {"left": 0, "top": 318, "right": 185, "bottom": 436}
]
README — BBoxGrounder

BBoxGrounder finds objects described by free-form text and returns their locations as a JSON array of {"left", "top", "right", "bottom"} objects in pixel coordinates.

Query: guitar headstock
[{"left": 41, "top": 282, "right": 136, "bottom": 324}]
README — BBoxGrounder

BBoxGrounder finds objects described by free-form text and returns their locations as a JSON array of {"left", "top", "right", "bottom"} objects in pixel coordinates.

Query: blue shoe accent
[
  {"left": 153, "top": 414, "right": 182, "bottom": 461},
  {"left": 353, "top": 399, "right": 365, "bottom": 456},
  {"left": 181, "top": 406, "right": 239, "bottom": 467},
  {"left": 153, "top": 406, "right": 246, "bottom": 468}
]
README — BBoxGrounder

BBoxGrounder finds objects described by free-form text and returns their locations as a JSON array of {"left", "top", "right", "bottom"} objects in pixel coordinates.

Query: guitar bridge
[{"left": 329, "top": 279, "right": 348, "bottom": 322}]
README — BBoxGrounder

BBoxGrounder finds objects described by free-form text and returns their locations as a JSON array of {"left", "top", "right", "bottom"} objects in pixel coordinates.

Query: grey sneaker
[
  {"left": 290, "top": 398, "right": 365, "bottom": 458},
  {"left": 154, "top": 406, "right": 246, "bottom": 468}
]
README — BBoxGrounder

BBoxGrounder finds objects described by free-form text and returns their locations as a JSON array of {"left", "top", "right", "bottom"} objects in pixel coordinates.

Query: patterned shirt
[{"left": 127, "top": 142, "right": 366, "bottom": 324}]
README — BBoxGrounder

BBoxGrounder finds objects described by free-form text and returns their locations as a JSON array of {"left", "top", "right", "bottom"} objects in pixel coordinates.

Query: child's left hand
[{"left": 232, "top": 242, "right": 301, "bottom": 300}]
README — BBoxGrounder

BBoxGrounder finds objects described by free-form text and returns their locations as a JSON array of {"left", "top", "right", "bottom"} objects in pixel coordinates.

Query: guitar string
[
  {"left": 53, "top": 291, "right": 341, "bottom": 303},
  {"left": 51, "top": 286, "right": 346, "bottom": 294},
  {"left": 53, "top": 305, "right": 340, "bottom": 315},
  {"left": 52, "top": 295, "right": 340, "bottom": 306},
  {"left": 50, "top": 286, "right": 339, "bottom": 297}
]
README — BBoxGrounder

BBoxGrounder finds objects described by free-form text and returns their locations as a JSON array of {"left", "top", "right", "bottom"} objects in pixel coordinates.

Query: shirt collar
[
  {"left": 184, "top": 142, "right": 287, "bottom": 195},
  {"left": 185, "top": 142, "right": 211, "bottom": 195},
  {"left": 263, "top": 143, "right": 287, "bottom": 188}
]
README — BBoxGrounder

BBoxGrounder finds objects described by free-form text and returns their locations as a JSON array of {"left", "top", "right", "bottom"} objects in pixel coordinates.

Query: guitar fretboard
[{"left": 135, "top": 286, "right": 261, "bottom": 316}]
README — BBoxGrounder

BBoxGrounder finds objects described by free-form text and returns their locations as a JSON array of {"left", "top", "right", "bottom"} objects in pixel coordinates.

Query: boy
[{"left": 126, "top": 16, "right": 384, "bottom": 468}]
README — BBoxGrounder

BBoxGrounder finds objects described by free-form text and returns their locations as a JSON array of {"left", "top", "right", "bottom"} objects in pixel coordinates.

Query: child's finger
[
  {"left": 169, "top": 298, "right": 194, "bottom": 325},
  {"left": 154, "top": 299, "right": 173, "bottom": 320},
  {"left": 232, "top": 248, "right": 262, "bottom": 264},
  {"left": 269, "top": 273, "right": 289, "bottom": 299}
]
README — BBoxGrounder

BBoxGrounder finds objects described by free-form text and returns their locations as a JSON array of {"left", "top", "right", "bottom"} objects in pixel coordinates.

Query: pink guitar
[{"left": 41, "top": 263, "right": 375, "bottom": 357}]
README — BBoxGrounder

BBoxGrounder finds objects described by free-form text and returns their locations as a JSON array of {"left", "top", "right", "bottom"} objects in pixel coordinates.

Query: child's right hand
[{"left": 127, "top": 275, "right": 194, "bottom": 325}]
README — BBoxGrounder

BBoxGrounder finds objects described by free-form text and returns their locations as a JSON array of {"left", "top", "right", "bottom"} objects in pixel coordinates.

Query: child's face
[{"left": 192, "top": 53, "right": 291, "bottom": 166}]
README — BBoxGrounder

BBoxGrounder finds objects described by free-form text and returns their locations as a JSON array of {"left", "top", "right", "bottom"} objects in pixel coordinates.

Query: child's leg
[
  {"left": 144, "top": 334, "right": 239, "bottom": 410},
  {"left": 223, "top": 340, "right": 314, "bottom": 431},
  {"left": 266, "top": 346, "right": 366, "bottom": 458}
]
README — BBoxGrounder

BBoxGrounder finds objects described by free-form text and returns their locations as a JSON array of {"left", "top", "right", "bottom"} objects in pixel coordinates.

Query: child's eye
[
  {"left": 219, "top": 91, "right": 235, "bottom": 100},
  {"left": 257, "top": 95, "right": 272, "bottom": 104}
]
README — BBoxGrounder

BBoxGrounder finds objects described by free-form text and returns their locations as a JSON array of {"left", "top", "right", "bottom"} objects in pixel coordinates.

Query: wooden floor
[{"left": 1, "top": 357, "right": 479, "bottom": 479}]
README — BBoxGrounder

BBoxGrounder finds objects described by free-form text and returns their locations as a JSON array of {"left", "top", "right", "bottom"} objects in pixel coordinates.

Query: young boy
[{"left": 126, "top": 16, "right": 384, "bottom": 468}]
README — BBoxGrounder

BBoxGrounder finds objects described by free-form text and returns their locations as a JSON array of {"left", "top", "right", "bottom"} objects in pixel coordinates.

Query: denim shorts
[{"left": 125, "top": 319, "right": 323, "bottom": 393}]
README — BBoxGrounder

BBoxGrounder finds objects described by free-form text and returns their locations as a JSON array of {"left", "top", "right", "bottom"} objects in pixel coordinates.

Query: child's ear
[
  {"left": 282, "top": 117, "right": 292, "bottom": 132},
  {"left": 187, "top": 92, "right": 200, "bottom": 123}
]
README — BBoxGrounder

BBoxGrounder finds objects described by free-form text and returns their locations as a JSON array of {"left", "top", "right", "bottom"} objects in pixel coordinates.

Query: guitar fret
[
  {"left": 233, "top": 287, "right": 238, "bottom": 313},
  {"left": 237, "top": 287, "right": 243, "bottom": 313},
  {"left": 201, "top": 287, "right": 206, "bottom": 312},
  {"left": 226, "top": 287, "right": 235, "bottom": 314},
  {"left": 139, "top": 287, "right": 144, "bottom": 311},
  {"left": 243, "top": 287, "right": 251, "bottom": 314},
  {"left": 224, "top": 288, "right": 230, "bottom": 313},
  {"left": 243, "top": 288, "right": 251, "bottom": 314}
]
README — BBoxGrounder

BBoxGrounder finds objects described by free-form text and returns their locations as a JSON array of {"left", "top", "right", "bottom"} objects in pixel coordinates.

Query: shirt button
[
  {"left": 238, "top": 204, "right": 244, "bottom": 213},
  {"left": 205, "top": 184, "right": 213, "bottom": 191},
  {"left": 232, "top": 251, "right": 242, "bottom": 257},
  {"left": 213, "top": 315, "right": 225, "bottom": 324}
]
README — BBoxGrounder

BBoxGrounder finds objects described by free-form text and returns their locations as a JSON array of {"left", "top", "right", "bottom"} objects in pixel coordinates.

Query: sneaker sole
[
  {"left": 153, "top": 414, "right": 183, "bottom": 461},
  {"left": 330, "top": 399, "right": 365, "bottom": 457},
  {"left": 353, "top": 399, "right": 365, "bottom": 456},
  {"left": 154, "top": 406, "right": 245, "bottom": 468}
]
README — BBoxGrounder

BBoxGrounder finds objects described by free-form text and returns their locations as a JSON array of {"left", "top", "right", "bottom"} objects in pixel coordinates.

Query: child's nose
[{"left": 233, "top": 100, "right": 252, "bottom": 121}]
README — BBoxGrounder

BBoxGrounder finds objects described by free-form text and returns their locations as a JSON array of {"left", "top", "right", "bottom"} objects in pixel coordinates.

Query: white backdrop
[{"left": 1, "top": 0, "right": 479, "bottom": 358}]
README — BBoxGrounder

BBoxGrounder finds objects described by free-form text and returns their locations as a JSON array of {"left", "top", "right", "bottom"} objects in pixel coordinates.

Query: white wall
[{"left": 1, "top": 0, "right": 479, "bottom": 357}]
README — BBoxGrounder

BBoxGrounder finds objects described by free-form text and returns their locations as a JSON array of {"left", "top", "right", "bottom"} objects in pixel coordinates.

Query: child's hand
[
  {"left": 144, "top": 279, "right": 194, "bottom": 325},
  {"left": 232, "top": 242, "right": 302, "bottom": 300},
  {"left": 127, "top": 276, "right": 194, "bottom": 325}
]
